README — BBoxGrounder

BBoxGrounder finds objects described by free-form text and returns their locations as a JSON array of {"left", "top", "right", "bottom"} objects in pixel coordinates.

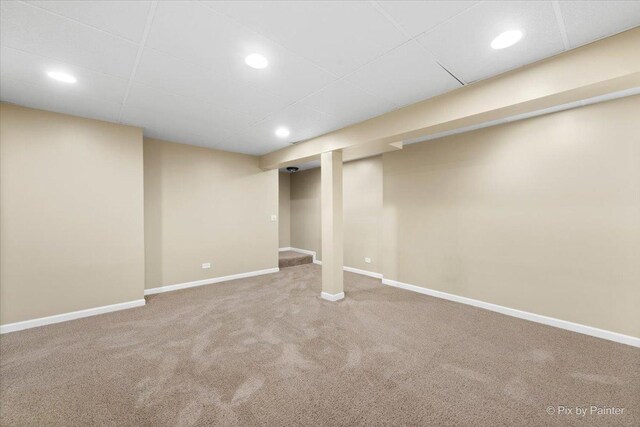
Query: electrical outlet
[
  {"left": 364, "top": 257, "right": 371, "bottom": 264},
  {"left": 271, "top": 214, "right": 277, "bottom": 222},
  {"left": 202, "top": 262, "right": 211, "bottom": 269}
]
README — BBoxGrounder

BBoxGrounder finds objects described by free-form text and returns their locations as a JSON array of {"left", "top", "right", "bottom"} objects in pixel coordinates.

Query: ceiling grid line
[
  {"left": 370, "top": 0, "right": 468, "bottom": 84},
  {"left": 16, "top": 0, "right": 141, "bottom": 45},
  {"left": 117, "top": 1, "right": 159, "bottom": 123},
  {"left": 435, "top": 62, "right": 466, "bottom": 86},
  {"left": 400, "top": 0, "right": 487, "bottom": 41},
  {"left": 370, "top": 1, "right": 413, "bottom": 39},
  {"left": 552, "top": 0, "right": 572, "bottom": 50}
]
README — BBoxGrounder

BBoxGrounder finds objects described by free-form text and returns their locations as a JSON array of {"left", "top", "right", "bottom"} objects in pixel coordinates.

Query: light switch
[
  {"left": 202, "top": 263, "right": 211, "bottom": 269},
  {"left": 364, "top": 257, "right": 371, "bottom": 264},
  {"left": 271, "top": 214, "right": 277, "bottom": 222}
]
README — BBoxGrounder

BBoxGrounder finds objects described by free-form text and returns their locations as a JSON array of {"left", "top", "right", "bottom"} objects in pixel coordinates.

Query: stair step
[{"left": 279, "top": 251, "right": 313, "bottom": 268}]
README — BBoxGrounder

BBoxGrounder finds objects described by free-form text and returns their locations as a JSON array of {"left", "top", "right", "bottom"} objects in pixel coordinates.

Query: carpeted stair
[{"left": 279, "top": 250, "right": 313, "bottom": 268}]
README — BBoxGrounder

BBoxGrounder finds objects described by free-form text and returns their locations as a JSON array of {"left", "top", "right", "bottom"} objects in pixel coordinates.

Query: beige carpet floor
[{"left": 1, "top": 264, "right": 638, "bottom": 426}]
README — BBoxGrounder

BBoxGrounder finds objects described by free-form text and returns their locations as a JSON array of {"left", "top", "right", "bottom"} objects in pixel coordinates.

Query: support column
[{"left": 320, "top": 151, "right": 344, "bottom": 301}]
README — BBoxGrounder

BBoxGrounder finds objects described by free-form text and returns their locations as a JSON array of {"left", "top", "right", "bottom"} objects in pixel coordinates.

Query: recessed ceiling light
[
  {"left": 491, "top": 30, "right": 523, "bottom": 50},
  {"left": 245, "top": 53, "right": 268, "bottom": 69},
  {"left": 275, "top": 127, "right": 290, "bottom": 138},
  {"left": 47, "top": 71, "right": 77, "bottom": 84}
]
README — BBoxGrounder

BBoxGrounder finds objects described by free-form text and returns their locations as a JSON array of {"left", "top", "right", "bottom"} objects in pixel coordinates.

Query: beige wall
[
  {"left": 290, "top": 167, "right": 321, "bottom": 257},
  {"left": 290, "top": 157, "right": 383, "bottom": 273},
  {"left": 0, "top": 103, "right": 145, "bottom": 325},
  {"left": 383, "top": 96, "right": 640, "bottom": 337},
  {"left": 279, "top": 172, "right": 291, "bottom": 248},
  {"left": 343, "top": 156, "right": 383, "bottom": 273},
  {"left": 144, "top": 138, "right": 278, "bottom": 289}
]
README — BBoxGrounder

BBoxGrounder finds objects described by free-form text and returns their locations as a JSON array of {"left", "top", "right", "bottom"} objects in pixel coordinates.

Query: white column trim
[
  {"left": 321, "top": 291, "right": 345, "bottom": 302},
  {"left": 321, "top": 150, "right": 344, "bottom": 296}
]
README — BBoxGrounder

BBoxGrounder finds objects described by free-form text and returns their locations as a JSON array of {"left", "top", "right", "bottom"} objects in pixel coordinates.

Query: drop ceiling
[{"left": 1, "top": 1, "right": 639, "bottom": 155}]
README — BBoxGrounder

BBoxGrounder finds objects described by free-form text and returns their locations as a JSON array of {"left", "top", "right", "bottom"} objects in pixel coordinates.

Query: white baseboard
[
  {"left": 0, "top": 299, "right": 146, "bottom": 334},
  {"left": 288, "top": 247, "right": 318, "bottom": 263},
  {"left": 278, "top": 247, "right": 292, "bottom": 252},
  {"left": 382, "top": 278, "right": 640, "bottom": 348},
  {"left": 144, "top": 267, "right": 279, "bottom": 296},
  {"left": 308, "top": 259, "right": 382, "bottom": 279},
  {"left": 343, "top": 265, "right": 383, "bottom": 279},
  {"left": 321, "top": 291, "right": 345, "bottom": 301}
]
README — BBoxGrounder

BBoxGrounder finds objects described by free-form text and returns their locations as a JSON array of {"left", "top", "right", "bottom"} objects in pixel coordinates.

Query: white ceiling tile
[
  {"left": 234, "top": 46, "right": 337, "bottom": 106},
  {"left": 204, "top": 135, "right": 284, "bottom": 156},
  {"left": 558, "top": 1, "right": 640, "bottom": 48},
  {"left": 215, "top": 131, "right": 285, "bottom": 156},
  {"left": 0, "top": 46, "right": 129, "bottom": 104},
  {"left": 0, "top": 75, "right": 122, "bottom": 123},
  {"left": 377, "top": 1, "right": 480, "bottom": 37},
  {"left": 145, "top": 0, "right": 253, "bottom": 70},
  {"left": 342, "top": 41, "right": 462, "bottom": 108},
  {"left": 223, "top": 104, "right": 343, "bottom": 155},
  {"left": 144, "top": 127, "right": 212, "bottom": 149},
  {"left": 204, "top": 1, "right": 410, "bottom": 76},
  {"left": 133, "top": 48, "right": 293, "bottom": 119},
  {"left": 0, "top": 1, "right": 138, "bottom": 78},
  {"left": 25, "top": 0, "right": 153, "bottom": 42},
  {"left": 418, "top": 0, "right": 566, "bottom": 82},
  {"left": 255, "top": 104, "right": 340, "bottom": 144},
  {"left": 121, "top": 107, "right": 224, "bottom": 149},
  {"left": 146, "top": 1, "right": 335, "bottom": 104},
  {"left": 133, "top": 116, "right": 215, "bottom": 150},
  {"left": 122, "top": 83, "right": 257, "bottom": 141},
  {"left": 297, "top": 79, "right": 398, "bottom": 129},
  {"left": 132, "top": 47, "right": 224, "bottom": 101}
]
